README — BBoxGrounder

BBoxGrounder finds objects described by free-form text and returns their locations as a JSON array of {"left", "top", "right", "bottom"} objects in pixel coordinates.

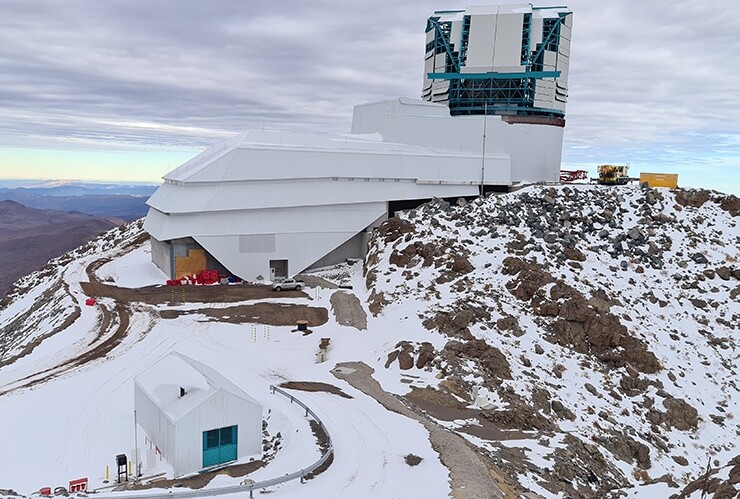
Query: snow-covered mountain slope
[
  {"left": 364, "top": 184, "right": 739, "bottom": 498},
  {"left": 0, "top": 221, "right": 449, "bottom": 498},
  {"left": 0, "top": 184, "right": 737, "bottom": 499}
]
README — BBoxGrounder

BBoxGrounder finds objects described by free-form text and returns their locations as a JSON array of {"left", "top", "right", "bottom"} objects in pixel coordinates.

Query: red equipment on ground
[
  {"left": 559, "top": 170, "right": 588, "bottom": 183},
  {"left": 166, "top": 270, "right": 224, "bottom": 286},
  {"left": 69, "top": 477, "right": 88, "bottom": 493},
  {"left": 84, "top": 298, "right": 96, "bottom": 306}
]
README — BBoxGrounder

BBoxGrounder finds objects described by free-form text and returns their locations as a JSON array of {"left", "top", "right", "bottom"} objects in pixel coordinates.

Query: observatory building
[{"left": 145, "top": 4, "right": 573, "bottom": 282}]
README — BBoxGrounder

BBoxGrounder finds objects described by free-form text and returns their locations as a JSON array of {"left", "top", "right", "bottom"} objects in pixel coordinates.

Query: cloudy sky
[{"left": 0, "top": 0, "right": 738, "bottom": 194}]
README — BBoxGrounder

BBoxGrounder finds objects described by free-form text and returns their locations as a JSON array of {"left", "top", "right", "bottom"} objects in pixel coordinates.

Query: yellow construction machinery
[{"left": 596, "top": 164, "right": 631, "bottom": 185}]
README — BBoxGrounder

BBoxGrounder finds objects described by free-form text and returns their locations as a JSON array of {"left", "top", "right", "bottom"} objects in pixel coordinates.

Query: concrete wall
[{"left": 149, "top": 237, "right": 172, "bottom": 279}]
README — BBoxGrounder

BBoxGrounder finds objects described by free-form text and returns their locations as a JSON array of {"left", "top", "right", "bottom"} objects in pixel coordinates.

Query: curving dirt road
[{"left": 332, "top": 361, "right": 513, "bottom": 499}]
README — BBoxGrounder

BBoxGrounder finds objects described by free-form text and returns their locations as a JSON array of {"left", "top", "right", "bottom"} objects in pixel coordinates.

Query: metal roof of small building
[{"left": 134, "top": 352, "right": 261, "bottom": 423}]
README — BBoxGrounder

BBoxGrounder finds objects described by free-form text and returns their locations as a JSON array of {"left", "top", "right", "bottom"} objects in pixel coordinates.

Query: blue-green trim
[
  {"left": 428, "top": 71, "right": 561, "bottom": 80},
  {"left": 458, "top": 15, "right": 470, "bottom": 69},
  {"left": 528, "top": 14, "right": 567, "bottom": 67},
  {"left": 427, "top": 18, "right": 460, "bottom": 72},
  {"left": 452, "top": 105, "right": 565, "bottom": 116},
  {"left": 521, "top": 13, "right": 532, "bottom": 67},
  {"left": 433, "top": 9, "right": 464, "bottom": 14},
  {"left": 533, "top": 6, "right": 570, "bottom": 10}
]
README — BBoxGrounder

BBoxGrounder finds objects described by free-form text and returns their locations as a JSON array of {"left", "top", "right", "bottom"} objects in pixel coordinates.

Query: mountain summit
[{"left": 0, "top": 184, "right": 737, "bottom": 498}]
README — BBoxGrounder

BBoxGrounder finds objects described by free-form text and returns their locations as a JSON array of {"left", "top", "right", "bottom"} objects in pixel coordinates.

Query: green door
[{"left": 202, "top": 425, "right": 238, "bottom": 468}]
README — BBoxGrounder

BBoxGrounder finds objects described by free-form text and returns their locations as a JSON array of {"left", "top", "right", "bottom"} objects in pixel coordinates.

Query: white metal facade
[
  {"left": 145, "top": 3, "right": 572, "bottom": 281},
  {"left": 133, "top": 353, "right": 263, "bottom": 477},
  {"left": 145, "top": 98, "right": 564, "bottom": 281}
]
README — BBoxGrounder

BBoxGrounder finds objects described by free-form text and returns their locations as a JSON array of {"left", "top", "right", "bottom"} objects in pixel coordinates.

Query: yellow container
[{"left": 639, "top": 172, "right": 678, "bottom": 189}]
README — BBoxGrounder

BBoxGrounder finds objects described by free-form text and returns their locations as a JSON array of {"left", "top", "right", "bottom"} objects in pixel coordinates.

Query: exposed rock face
[
  {"left": 362, "top": 186, "right": 738, "bottom": 498},
  {"left": 673, "top": 455, "right": 740, "bottom": 498},
  {"left": 376, "top": 216, "right": 415, "bottom": 243},
  {"left": 596, "top": 433, "right": 652, "bottom": 469},
  {"left": 385, "top": 341, "right": 437, "bottom": 371},
  {"left": 663, "top": 397, "right": 699, "bottom": 431},
  {"left": 504, "top": 256, "right": 661, "bottom": 373},
  {"left": 442, "top": 339, "right": 512, "bottom": 380},
  {"left": 422, "top": 302, "right": 490, "bottom": 339}
]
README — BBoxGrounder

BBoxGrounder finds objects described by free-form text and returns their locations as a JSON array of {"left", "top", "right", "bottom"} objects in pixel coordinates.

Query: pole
[
  {"left": 134, "top": 410, "right": 139, "bottom": 480},
  {"left": 480, "top": 101, "right": 488, "bottom": 196},
  {"left": 700, "top": 456, "right": 712, "bottom": 499}
]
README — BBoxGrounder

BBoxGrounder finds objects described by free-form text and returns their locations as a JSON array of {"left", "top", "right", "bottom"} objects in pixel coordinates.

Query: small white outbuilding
[{"left": 133, "top": 352, "right": 263, "bottom": 477}]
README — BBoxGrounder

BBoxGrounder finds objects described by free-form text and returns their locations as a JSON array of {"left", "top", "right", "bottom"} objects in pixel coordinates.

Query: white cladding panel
[
  {"left": 147, "top": 97, "right": 564, "bottom": 280},
  {"left": 449, "top": 19, "right": 463, "bottom": 51},
  {"left": 134, "top": 382, "right": 177, "bottom": 464},
  {"left": 543, "top": 50, "right": 557, "bottom": 70},
  {"left": 434, "top": 52, "right": 447, "bottom": 71},
  {"left": 146, "top": 202, "right": 387, "bottom": 240},
  {"left": 465, "top": 13, "right": 497, "bottom": 72},
  {"left": 174, "top": 390, "right": 262, "bottom": 477},
  {"left": 492, "top": 13, "right": 525, "bottom": 70},
  {"left": 531, "top": 17, "right": 543, "bottom": 46},
  {"left": 507, "top": 123, "right": 564, "bottom": 183}
]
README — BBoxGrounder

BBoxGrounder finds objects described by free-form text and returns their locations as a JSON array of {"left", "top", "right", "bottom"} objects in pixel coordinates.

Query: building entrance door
[
  {"left": 202, "top": 425, "right": 238, "bottom": 468},
  {"left": 269, "top": 259, "right": 288, "bottom": 279}
]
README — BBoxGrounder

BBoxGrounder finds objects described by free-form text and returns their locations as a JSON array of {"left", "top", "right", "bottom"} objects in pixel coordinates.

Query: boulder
[{"left": 663, "top": 397, "right": 699, "bottom": 431}]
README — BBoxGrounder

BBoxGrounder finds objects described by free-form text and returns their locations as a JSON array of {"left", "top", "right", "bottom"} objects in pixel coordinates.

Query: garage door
[{"left": 203, "top": 425, "right": 238, "bottom": 468}]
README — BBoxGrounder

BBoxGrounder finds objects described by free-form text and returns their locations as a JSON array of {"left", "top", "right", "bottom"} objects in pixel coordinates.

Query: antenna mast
[{"left": 480, "top": 102, "right": 488, "bottom": 196}]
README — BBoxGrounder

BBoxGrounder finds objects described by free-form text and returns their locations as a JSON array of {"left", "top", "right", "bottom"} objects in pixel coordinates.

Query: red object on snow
[
  {"left": 39, "top": 488, "right": 52, "bottom": 497},
  {"left": 85, "top": 298, "right": 96, "bottom": 306},
  {"left": 69, "top": 477, "right": 88, "bottom": 493},
  {"left": 197, "top": 269, "right": 220, "bottom": 285},
  {"left": 559, "top": 169, "right": 589, "bottom": 183}
]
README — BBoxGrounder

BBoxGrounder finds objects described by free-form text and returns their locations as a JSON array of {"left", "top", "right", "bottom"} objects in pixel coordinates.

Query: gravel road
[
  {"left": 329, "top": 291, "right": 367, "bottom": 330},
  {"left": 332, "top": 361, "right": 509, "bottom": 499}
]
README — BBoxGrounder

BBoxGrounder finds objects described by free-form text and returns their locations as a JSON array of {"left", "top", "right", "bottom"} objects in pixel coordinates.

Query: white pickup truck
[{"left": 271, "top": 278, "right": 304, "bottom": 292}]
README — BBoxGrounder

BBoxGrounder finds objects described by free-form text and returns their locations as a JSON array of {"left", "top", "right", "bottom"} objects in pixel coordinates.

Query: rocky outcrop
[
  {"left": 360, "top": 185, "right": 738, "bottom": 498},
  {"left": 385, "top": 341, "right": 436, "bottom": 371},
  {"left": 442, "top": 339, "right": 512, "bottom": 380}
]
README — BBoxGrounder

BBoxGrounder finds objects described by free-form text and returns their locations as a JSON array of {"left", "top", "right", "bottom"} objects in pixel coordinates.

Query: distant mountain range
[
  {"left": 0, "top": 180, "right": 158, "bottom": 220},
  {"left": 0, "top": 180, "right": 159, "bottom": 298},
  {"left": 0, "top": 200, "right": 121, "bottom": 298}
]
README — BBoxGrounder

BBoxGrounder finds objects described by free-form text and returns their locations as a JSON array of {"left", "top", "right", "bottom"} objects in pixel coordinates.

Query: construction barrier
[{"left": 166, "top": 270, "right": 228, "bottom": 286}]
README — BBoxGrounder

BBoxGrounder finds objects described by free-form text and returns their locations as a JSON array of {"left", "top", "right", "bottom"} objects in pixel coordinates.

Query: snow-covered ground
[
  {"left": 0, "top": 185, "right": 737, "bottom": 498},
  {"left": 0, "top": 223, "right": 449, "bottom": 498}
]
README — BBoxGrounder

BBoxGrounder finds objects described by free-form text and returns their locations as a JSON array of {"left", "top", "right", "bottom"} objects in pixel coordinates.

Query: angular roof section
[{"left": 134, "top": 352, "right": 261, "bottom": 423}]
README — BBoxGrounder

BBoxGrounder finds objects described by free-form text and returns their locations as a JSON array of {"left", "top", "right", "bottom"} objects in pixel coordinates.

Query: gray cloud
[{"left": 0, "top": 0, "right": 738, "bottom": 191}]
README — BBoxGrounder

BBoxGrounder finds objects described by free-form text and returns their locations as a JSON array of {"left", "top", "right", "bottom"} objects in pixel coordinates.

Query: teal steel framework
[{"left": 425, "top": 8, "right": 570, "bottom": 117}]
